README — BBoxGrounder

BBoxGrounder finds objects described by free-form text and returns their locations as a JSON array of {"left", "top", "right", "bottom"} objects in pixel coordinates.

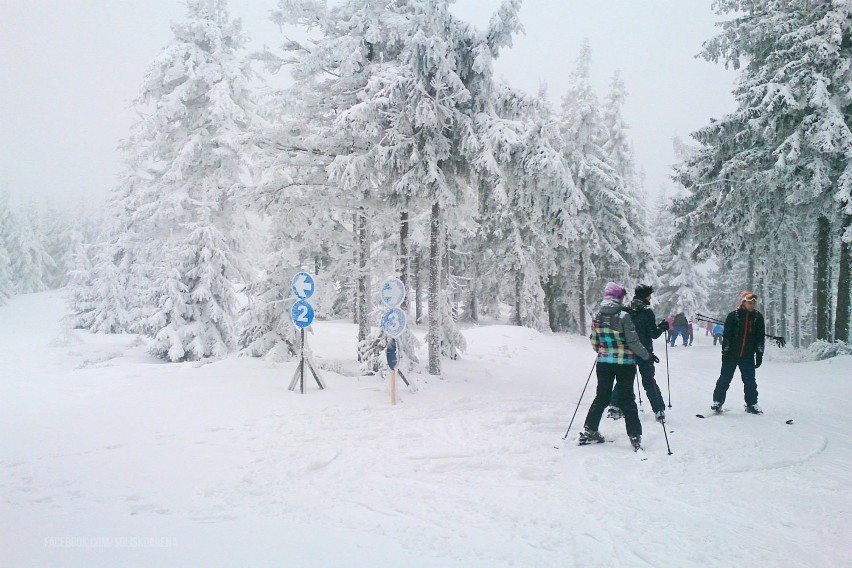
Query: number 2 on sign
[{"left": 296, "top": 305, "right": 309, "bottom": 323}]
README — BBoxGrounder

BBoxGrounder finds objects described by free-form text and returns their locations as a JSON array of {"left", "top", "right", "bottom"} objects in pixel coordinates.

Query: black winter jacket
[
  {"left": 721, "top": 307, "right": 766, "bottom": 361},
  {"left": 628, "top": 297, "right": 665, "bottom": 354}
]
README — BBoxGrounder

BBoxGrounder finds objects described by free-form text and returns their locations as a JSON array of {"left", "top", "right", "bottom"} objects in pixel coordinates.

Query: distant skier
[
  {"left": 581, "top": 282, "right": 650, "bottom": 451},
  {"left": 687, "top": 317, "right": 694, "bottom": 346},
  {"left": 712, "top": 323, "right": 724, "bottom": 346},
  {"left": 711, "top": 291, "right": 765, "bottom": 415},
  {"left": 606, "top": 284, "right": 670, "bottom": 422},
  {"left": 670, "top": 312, "right": 689, "bottom": 346}
]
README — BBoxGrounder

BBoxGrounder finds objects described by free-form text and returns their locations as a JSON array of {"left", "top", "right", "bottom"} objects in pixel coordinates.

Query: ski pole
[
  {"left": 665, "top": 331, "right": 672, "bottom": 408},
  {"left": 697, "top": 313, "right": 786, "bottom": 347},
  {"left": 660, "top": 417, "right": 673, "bottom": 455},
  {"left": 561, "top": 359, "right": 597, "bottom": 440},
  {"left": 636, "top": 374, "right": 643, "bottom": 409}
]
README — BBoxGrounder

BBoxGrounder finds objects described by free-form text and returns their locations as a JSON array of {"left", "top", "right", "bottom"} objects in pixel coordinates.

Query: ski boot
[
  {"left": 654, "top": 410, "right": 666, "bottom": 423},
  {"left": 578, "top": 428, "right": 605, "bottom": 445},
  {"left": 606, "top": 406, "right": 623, "bottom": 420},
  {"left": 745, "top": 404, "right": 763, "bottom": 415},
  {"left": 630, "top": 435, "right": 642, "bottom": 451},
  {"left": 711, "top": 401, "right": 723, "bottom": 414}
]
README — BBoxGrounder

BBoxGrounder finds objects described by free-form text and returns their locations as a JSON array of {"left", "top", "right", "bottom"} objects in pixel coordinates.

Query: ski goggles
[{"left": 741, "top": 294, "right": 758, "bottom": 303}]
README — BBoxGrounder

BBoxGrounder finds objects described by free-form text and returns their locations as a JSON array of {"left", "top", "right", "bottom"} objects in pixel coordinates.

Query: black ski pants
[
  {"left": 609, "top": 358, "right": 665, "bottom": 413},
  {"left": 585, "top": 362, "right": 642, "bottom": 438},
  {"left": 713, "top": 357, "right": 758, "bottom": 406}
]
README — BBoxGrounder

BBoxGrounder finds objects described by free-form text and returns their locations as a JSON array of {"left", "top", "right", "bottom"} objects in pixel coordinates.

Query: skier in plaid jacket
[{"left": 580, "top": 282, "right": 651, "bottom": 450}]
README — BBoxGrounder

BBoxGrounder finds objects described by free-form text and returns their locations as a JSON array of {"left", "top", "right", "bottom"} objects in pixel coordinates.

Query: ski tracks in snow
[{"left": 3, "top": 295, "right": 852, "bottom": 567}]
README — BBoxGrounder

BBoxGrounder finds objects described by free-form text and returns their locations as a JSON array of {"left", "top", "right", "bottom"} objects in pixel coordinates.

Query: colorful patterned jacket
[{"left": 589, "top": 298, "right": 651, "bottom": 364}]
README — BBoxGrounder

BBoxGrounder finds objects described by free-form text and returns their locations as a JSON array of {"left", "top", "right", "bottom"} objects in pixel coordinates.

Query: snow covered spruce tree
[
  {"left": 477, "top": 85, "right": 585, "bottom": 331},
  {"left": 556, "top": 42, "right": 647, "bottom": 332},
  {"left": 705, "top": 258, "right": 748, "bottom": 317},
  {"left": 265, "top": 0, "right": 523, "bottom": 375},
  {"left": 67, "top": 234, "right": 135, "bottom": 334},
  {"left": 1, "top": 200, "right": 55, "bottom": 295},
  {"left": 673, "top": 0, "right": 852, "bottom": 343},
  {"left": 396, "top": 0, "right": 523, "bottom": 373},
  {"left": 649, "top": 188, "right": 695, "bottom": 317},
  {"left": 79, "top": 0, "right": 259, "bottom": 361},
  {"left": 237, "top": 54, "right": 366, "bottom": 360},
  {"left": 63, "top": 204, "right": 107, "bottom": 328},
  {"left": 601, "top": 70, "right": 659, "bottom": 286},
  {"left": 656, "top": 142, "right": 709, "bottom": 319},
  {"left": 38, "top": 206, "right": 72, "bottom": 289},
  {"left": 256, "top": 0, "right": 400, "bottom": 361},
  {"left": 654, "top": 224, "right": 710, "bottom": 318},
  {"left": 0, "top": 192, "right": 16, "bottom": 304},
  {"left": 0, "top": 240, "right": 11, "bottom": 306}
]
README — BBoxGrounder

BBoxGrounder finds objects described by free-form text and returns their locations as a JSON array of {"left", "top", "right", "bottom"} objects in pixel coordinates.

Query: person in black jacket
[
  {"left": 711, "top": 291, "right": 766, "bottom": 414},
  {"left": 607, "top": 284, "right": 670, "bottom": 422}
]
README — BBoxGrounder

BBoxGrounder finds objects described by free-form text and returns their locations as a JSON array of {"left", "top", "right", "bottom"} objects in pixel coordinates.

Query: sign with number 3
[{"left": 381, "top": 307, "right": 406, "bottom": 337}]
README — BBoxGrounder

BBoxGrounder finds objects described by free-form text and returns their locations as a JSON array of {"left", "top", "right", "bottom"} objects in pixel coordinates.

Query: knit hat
[
  {"left": 604, "top": 281, "right": 627, "bottom": 300},
  {"left": 634, "top": 284, "right": 654, "bottom": 299}
]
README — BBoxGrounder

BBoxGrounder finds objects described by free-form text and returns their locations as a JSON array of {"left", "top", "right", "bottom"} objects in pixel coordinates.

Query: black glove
[
  {"left": 652, "top": 354, "right": 660, "bottom": 363},
  {"left": 657, "top": 321, "right": 669, "bottom": 332},
  {"left": 755, "top": 352, "right": 763, "bottom": 368}
]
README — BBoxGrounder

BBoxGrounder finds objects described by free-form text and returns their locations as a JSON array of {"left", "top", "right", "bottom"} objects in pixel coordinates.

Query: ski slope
[{"left": 1, "top": 291, "right": 850, "bottom": 567}]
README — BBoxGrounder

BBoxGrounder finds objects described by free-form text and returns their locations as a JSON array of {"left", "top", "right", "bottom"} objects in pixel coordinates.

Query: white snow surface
[{"left": 2, "top": 291, "right": 850, "bottom": 567}]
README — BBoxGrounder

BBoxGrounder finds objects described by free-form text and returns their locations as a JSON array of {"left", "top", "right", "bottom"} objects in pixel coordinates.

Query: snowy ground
[{"left": 2, "top": 291, "right": 850, "bottom": 567}]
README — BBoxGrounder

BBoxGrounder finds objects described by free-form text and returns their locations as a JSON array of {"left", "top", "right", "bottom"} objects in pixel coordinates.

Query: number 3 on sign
[
  {"left": 291, "top": 299, "right": 315, "bottom": 328},
  {"left": 381, "top": 307, "right": 406, "bottom": 337}
]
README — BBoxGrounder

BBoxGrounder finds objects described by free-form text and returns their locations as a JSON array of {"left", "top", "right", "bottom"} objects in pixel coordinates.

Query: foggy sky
[{"left": 0, "top": 0, "right": 736, "bottom": 208}]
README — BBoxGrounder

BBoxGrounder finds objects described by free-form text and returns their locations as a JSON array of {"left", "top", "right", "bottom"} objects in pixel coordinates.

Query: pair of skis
[
  {"left": 577, "top": 436, "right": 647, "bottom": 460},
  {"left": 695, "top": 410, "right": 794, "bottom": 425}
]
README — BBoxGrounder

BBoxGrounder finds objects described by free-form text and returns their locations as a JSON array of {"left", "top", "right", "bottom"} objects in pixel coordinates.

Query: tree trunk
[
  {"left": 467, "top": 265, "right": 479, "bottom": 323},
  {"left": 543, "top": 275, "right": 557, "bottom": 331},
  {"left": 747, "top": 256, "right": 755, "bottom": 291},
  {"left": 755, "top": 276, "right": 774, "bottom": 333},
  {"left": 399, "top": 210, "right": 409, "bottom": 313},
  {"left": 816, "top": 215, "right": 832, "bottom": 341},
  {"left": 353, "top": 214, "right": 359, "bottom": 325},
  {"left": 835, "top": 212, "right": 852, "bottom": 342},
  {"left": 443, "top": 225, "right": 456, "bottom": 322},
  {"left": 578, "top": 249, "right": 587, "bottom": 336},
  {"left": 828, "top": 259, "right": 834, "bottom": 339},
  {"left": 514, "top": 269, "right": 523, "bottom": 326},
  {"left": 357, "top": 210, "right": 370, "bottom": 347},
  {"left": 793, "top": 264, "right": 801, "bottom": 348},
  {"left": 414, "top": 248, "right": 423, "bottom": 324},
  {"left": 428, "top": 202, "right": 441, "bottom": 375},
  {"left": 780, "top": 269, "right": 788, "bottom": 344}
]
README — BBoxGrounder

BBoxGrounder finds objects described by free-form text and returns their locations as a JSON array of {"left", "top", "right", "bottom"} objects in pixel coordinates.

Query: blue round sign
[
  {"left": 381, "top": 307, "right": 407, "bottom": 337},
  {"left": 291, "top": 299, "right": 315, "bottom": 328},
  {"left": 291, "top": 272, "right": 316, "bottom": 300},
  {"left": 380, "top": 278, "right": 406, "bottom": 307}
]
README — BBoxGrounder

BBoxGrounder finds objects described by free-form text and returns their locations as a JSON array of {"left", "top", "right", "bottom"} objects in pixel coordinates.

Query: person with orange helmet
[{"left": 710, "top": 291, "right": 766, "bottom": 414}]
